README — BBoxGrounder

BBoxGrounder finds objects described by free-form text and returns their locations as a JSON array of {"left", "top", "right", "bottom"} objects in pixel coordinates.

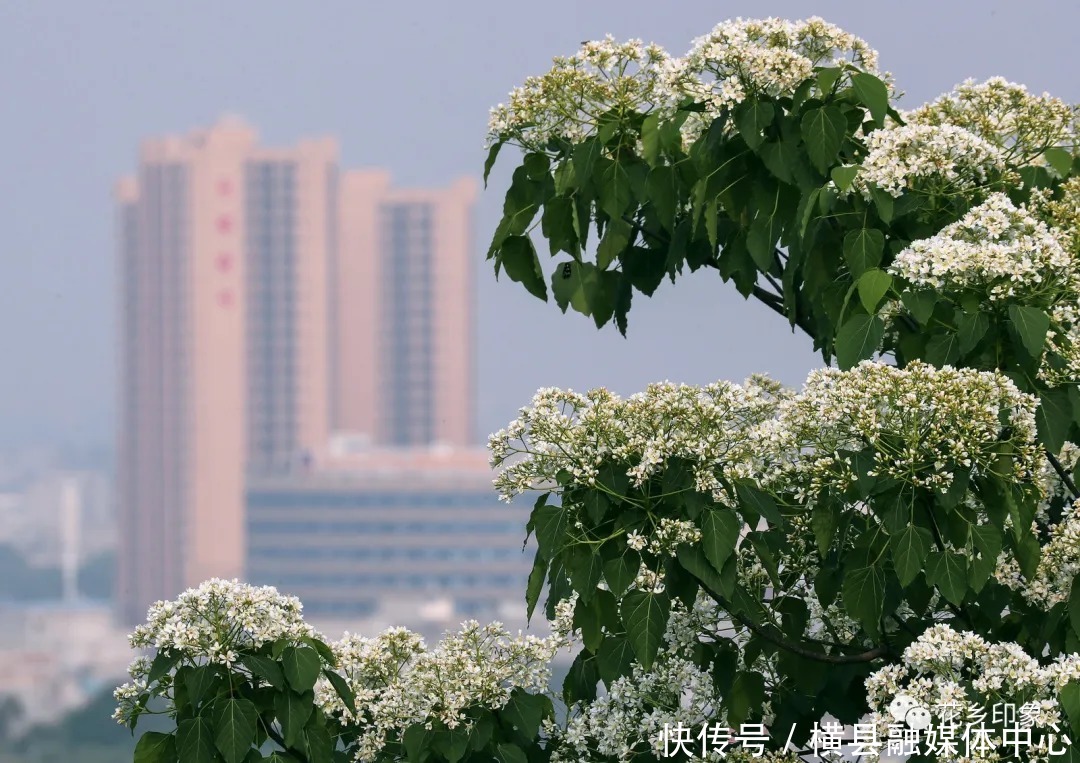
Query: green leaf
[
  {"left": 677, "top": 544, "right": 734, "bottom": 600},
  {"left": 532, "top": 501, "right": 568, "bottom": 559},
  {"left": 857, "top": 269, "right": 892, "bottom": 314},
  {"left": 1045, "top": 147, "right": 1073, "bottom": 177},
  {"left": 265, "top": 754, "right": 297, "bottom": 763},
  {"left": 926, "top": 551, "right": 969, "bottom": 606},
  {"left": 760, "top": 138, "right": 798, "bottom": 184},
  {"left": 433, "top": 725, "right": 470, "bottom": 763},
  {"left": 746, "top": 182, "right": 796, "bottom": 272},
  {"left": 830, "top": 165, "right": 859, "bottom": 193},
  {"left": 483, "top": 141, "right": 503, "bottom": 187},
  {"left": 148, "top": 650, "right": 181, "bottom": 685},
  {"left": 1009, "top": 304, "right": 1050, "bottom": 358},
  {"left": 645, "top": 166, "right": 678, "bottom": 232},
  {"left": 501, "top": 689, "right": 551, "bottom": 740},
  {"left": 620, "top": 590, "right": 670, "bottom": 670},
  {"left": 596, "top": 635, "right": 636, "bottom": 685},
  {"left": 641, "top": 113, "right": 662, "bottom": 165},
  {"left": 499, "top": 235, "right": 547, "bottom": 301},
  {"left": 280, "top": 646, "right": 322, "bottom": 693},
  {"left": 1062, "top": 681, "right": 1080, "bottom": 734},
  {"left": 890, "top": 525, "right": 931, "bottom": 587},
  {"left": 816, "top": 67, "right": 844, "bottom": 94},
  {"left": 926, "top": 332, "right": 960, "bottom": 366},
  {"left": 835, "top": 314, "right": 884, "bottom": 369},
  {"left": 735, "top": 481, "right": 784, "bottom": 526},
  {"left": 596, "top": 217, "right": 631, "bottom": 270},
  {"left": 523, "top": 153, "right": 550, "bottom": 181},
  {"left": 176, "top": 717, "right": 218, "bottom": 763},
  {"left": 552, "top": 261, "right": 615, "bottom": 326},
  {"left": 322, "top": 669, "right": 356, "bottom": 715},
  {"left": 901, "top": 290, "right": 937, "bottom": 325},
  {"left": 525, "top": 554, "right": 548, "bottom": 621},
  {"left": 736, "top": 100, "right": 775, "bottom": 150},
  {"left": 801, "top": 105, "right": 847, "bottom": 173},
  {"left": 276, "top": 687, "right": 315, "bottom": 747},
  {"left": 728, "top": 672, "right": 766, "bottom": 726},
  {"left": 495, "top": 743, "right": 529, "bottom": 763},
  {"left": 843, "top": 229, "right": 884, "bottom": 277},
  {"left": 135, "top": 732, "right": 178, "bottom": 763},
  {"left": 184, "top": 665, "right": 221, "bottom": 708},
  {"left": 622, "top": 246, "right": 667, "bottom": 296},
  {"left": 701, "top": 510, "right": 741, "bottom": 573},
  {"left": 213, "top": 698, "right": 258, "bottom": 763},
  {"left": 541, "top": 196, "right": 579, "bottom": 259},
  {"left": 403, "top": 724, "right": 434, "bottom": 763},
  {"left": 1069, "top": 576, "right": 1080, "bottom": 637},
  {"left": 811, "top": 502, "right": 839, "bottom": 556},
  {"left": 240, "top": 655, "right": 284, "bottom": 691},
  {"left": 301, "top": 637, "right": 337, "bottom": 669},
  {"left": 574, "top": 591, "right": 616, "bottom": 652},
  {"left": 957, "top": 310, "right": 989, "bottom": 354},
  {"left": 842, "top": 565, "right": 885, "bottom": 636},
  {"left": 302, "top": 721, "right": 334, "bottom": 763},
  {"left": 870, "top": 186, "right": 894, "bottom": 223},
  {"left": 565, "top": 544, "right": 604, "bottom": 601},
  {"left": 602, "top": 549, "right": 640, "bottom": 597},
  {"left": 597, "top": 158, "right": 634, "bottom": 219},
  {"left": 490, "top": 165, "right": 544, "bottom": 254},
  {"left": 851, "top": 72, "right": 890, "bottom": 127}
]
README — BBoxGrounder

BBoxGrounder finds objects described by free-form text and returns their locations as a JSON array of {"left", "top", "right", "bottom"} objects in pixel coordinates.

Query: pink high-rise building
[
  {"left": 335, "top": 171, "right": 477, "bottom": 447},
  {"left": 116, "top": 117, "right": 478, "bottom": 622}
]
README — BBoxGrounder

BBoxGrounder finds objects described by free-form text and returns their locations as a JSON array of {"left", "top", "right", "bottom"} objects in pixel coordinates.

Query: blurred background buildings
[
  {"left": 113, "top": 116, "right": 494, "bottom": 628},
  {"left": 0, "top": 116, "right": 528, "bottom": 746}
]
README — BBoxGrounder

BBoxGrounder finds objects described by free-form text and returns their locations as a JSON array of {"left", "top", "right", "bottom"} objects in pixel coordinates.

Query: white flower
[
  {"left": 847, "top": 122, "right": 1006, "bottom": 198},
  {"left": 487, "top": 36, "right": 670, "bottom": 150},
  {"left": 316, "top": 621, "right": 564, "bottom": 760},
  {"left": 906, "top": 77, "right": 1079, "bottom": 163}
]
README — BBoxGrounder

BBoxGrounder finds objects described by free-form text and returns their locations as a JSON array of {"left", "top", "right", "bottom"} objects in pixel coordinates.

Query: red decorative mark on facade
[
  {"left": 217, "top": 289, "right": 234, "bottom": 308},
  {"left": 217, "top": 179, "right": 233, "bottom": 197},
  {"left": 215, "top": 253, "right": 234, "bottom": 273},
  {"left": 216, "top": 215, "right": 233, "bottom": 234}
]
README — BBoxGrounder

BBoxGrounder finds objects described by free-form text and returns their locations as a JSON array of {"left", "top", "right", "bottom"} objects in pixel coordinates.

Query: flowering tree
[{"left": 119, "top": 16, "right": 1080, "bottom": 763}]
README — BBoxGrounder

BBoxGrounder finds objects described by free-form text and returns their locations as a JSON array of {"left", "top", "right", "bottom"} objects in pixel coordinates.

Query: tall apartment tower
[
  {"left": 335, "top": 171, "right": 477, "bottom": 447},
  {"left": 116, "top": 117, "right": 337, "bottom": 622}
]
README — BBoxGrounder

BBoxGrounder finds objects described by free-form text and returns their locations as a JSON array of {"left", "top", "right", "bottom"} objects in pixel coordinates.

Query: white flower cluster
[
  {"left": 906, "top": 77, "right": 1079, "bottom": 163},
  {"left": 316, "top": 621, "right": 566, "bottom": 761},
  {"left": 550, "top": 596, "right": 727, "bottom": 763},
  {"left": 847, "top": 122, "right": 1006, "bottom": 199},
  {"left": 488, "top": 18, "right": 881, "bottom": 152},
  {"left": 627, "top": 518, "right": 703, "bottom": 556},
  {"left": 489, "top": 377, "right": 786, "bottom": 505},
  {"left": 113, "top": 578, "right": 320, "bottom": 725},
  {"left": 661, "top": 16, "right": 880, "bottom": 119},
  {"left": 771, "top": 361, "right": 1040, "bottom": 494},
  {"left": 1032, "top": 176, "right": 1080, "bottom": 255},
  {"left": 888, "top": 193, "right": 1075, "bottom": 302},
  {"left": 126, "top": 578, "right": 318, "bottom": 659},
  {"left": 492, "top": 363, "right": 1040, "bottom": 507},
  {"left": 996, "top": 498, "right": 1080, "bottom": 609},
  {"left": 865, "top": 625, "right": 1080, "bottom": 762},
  {"left": 486, "top": 36, "right": 670, "bottom": 150}
]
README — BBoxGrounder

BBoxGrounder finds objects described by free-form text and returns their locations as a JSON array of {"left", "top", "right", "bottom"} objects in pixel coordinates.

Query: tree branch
[
  {"left": 728, "top": 609, "right": 890, "bottom": 664},
  {"left": 619, "top": 214, "right": 818, "bottom": 339},
  {"left": 1047, "top": 449, "right": 1080, "bottom": 500}
]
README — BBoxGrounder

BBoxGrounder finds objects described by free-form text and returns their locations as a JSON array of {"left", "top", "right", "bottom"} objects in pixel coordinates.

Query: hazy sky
[{"left": 1, "top": 1, "right": 1077, "bottom": 449}]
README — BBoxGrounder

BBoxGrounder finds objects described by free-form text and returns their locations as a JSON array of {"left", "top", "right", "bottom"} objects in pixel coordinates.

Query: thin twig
[{"left": 1047, "top": 449, "right": 1080, "bottom": 500}]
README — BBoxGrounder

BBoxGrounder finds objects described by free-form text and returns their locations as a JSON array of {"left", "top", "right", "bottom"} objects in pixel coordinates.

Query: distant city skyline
[
  {"left": 115, "top": 117, "right": 476, "bottom": 621},
  {"left": 2, "top": 2, "right": 1077, "bottom": 454}
]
